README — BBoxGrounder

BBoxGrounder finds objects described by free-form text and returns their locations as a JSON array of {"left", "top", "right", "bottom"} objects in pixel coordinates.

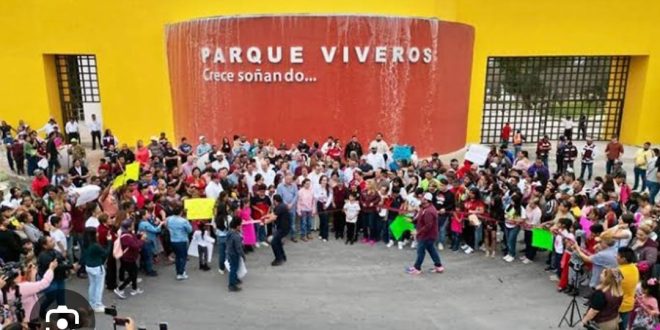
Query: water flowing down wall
[{"left": 166, "top": 15, "right": 474, "bottom": 155}]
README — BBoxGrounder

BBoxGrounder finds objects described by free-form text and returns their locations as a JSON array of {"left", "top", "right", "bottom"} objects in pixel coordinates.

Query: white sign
[
  {"left": 73, "top": 185, "right": 101, "bottom": 206},
  {"left": 464, "top": 144, "right": 491, "bottom": 166}
]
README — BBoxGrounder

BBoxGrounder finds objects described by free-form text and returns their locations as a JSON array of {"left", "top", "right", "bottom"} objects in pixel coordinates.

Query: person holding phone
[{"left": 83, "top": 227, "right": 112, "bottom": 312}]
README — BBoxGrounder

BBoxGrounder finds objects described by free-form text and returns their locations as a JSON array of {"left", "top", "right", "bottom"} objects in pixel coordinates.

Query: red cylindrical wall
[{"left": 166, "top": 15, "right": 474, "bottom": 155}]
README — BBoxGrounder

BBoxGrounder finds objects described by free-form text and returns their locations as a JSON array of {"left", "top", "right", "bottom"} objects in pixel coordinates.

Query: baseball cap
[
  {"left": 199, "top": 135, "right": 205, "bottom": 141},
  {"left": 423, "top": 192, "right": 433, "bottom": 201}
]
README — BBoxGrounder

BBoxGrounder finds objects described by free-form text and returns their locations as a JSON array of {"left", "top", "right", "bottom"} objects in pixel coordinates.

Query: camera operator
[
  {"left": 0, "top": 206, "right": 23, "bottom": 263},
  {"left": 36, "top": 236, "right": 77, "bottom": 319},
  {"left": 0, "top": 260, "right": 57, "bottom": 322}
]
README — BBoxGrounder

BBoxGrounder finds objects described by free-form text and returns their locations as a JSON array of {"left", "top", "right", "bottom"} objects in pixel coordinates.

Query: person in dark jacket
[
  {"left": 37, "top": 236, "right": 76, "bottom": 318},
  {"left": 344, "top": 135, "right": 363, "bottom": 160},
  {"left": 406, "top": 193, "right": 444, "bottom": 275},
  {"left": 114, "top": 220, "right": 145, "bottom": 299},
  {"left": 0, "top": 207, "right": 22, "bottom": 262},
  {"left": 226, "top": 217, "right": 245, "bottom": 292}
]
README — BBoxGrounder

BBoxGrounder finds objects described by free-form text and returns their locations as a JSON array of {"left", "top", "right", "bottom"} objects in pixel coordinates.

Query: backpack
[{"left": 113, "top": 233, "right": 130, "bottom": 259}]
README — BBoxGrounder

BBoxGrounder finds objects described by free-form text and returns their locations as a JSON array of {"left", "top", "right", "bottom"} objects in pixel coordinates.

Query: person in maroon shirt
[
  {"left": 605, "top": 136, "right": 624, "bottom": 175},
  {"left": 406, "top": 193, "right": 444, "bottom": 275},
  {"left": 331, "top": 174, "right": 347, "bottom": 240}
]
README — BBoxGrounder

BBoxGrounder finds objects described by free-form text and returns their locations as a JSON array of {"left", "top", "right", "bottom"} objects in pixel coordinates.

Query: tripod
[{"left": 558, "top": 267, "right": 583, "bottom": 328}]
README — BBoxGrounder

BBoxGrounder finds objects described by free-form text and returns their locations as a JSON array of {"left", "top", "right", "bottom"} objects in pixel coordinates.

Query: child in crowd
[
  {"left": 450, "top": 205, "right": 465, "bottom": 252},
  {"left": 226, "top": 217, "right": 244, "bottom": 292},
  {"left": 189, "top": 223, "right": 215, "bottom": 271},
  {"left": 343, "top": 193, "right": 360, "bottom": 245},
  {"left": 550, "top": 218, "right": 574, "bottom": 282},
  {"left": 631, "top": 277, "right": 659, "bottom": 329}
]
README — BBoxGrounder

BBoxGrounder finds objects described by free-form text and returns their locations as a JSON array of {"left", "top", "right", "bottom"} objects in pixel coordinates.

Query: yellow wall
[
  {"left": 457, "top": 0, "right": 660, "bottom": 145},
  {"left": 0, "top": 0, "right": 658, "bottom": 147}
]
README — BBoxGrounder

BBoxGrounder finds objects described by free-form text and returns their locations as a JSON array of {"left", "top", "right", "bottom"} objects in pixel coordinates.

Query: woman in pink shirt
[
  {"left": 135, "top": 140, "right": 151, "bottom": 167},
  {"left": 15, "top": 260, "right": 57, "bottom": 322},
  {"left": 296, "top": 179, "right": 317, "bottom": 241}
]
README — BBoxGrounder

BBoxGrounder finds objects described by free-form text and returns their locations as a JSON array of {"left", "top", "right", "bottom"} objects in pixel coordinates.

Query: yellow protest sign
[
  {"left": 111, "top": 162, "right": 141, "bottom": 189},
  {"left": 184, "top": 198, "right": 215, "bottom": 220}
]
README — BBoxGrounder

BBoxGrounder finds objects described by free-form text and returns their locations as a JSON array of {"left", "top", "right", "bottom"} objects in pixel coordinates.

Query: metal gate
[
  {"left": 480, "top": 56, "right": 630, "bottom": 144},
  {"left": 55, "top": 55, "right": 101, "bottom": 123}
]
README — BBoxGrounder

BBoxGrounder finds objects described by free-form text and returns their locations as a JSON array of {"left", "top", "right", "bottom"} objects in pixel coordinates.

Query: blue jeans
[
  {"left": 300, "top": 211, "right": 312, "bottom": 237},
  {"left": 288, "top": 212, "right": 297, "bottom": 239},
  {"left": 366, "top": 212, "right": 380, "bottom": 241},
  {"left": 216, "top": 231, "right": 227, "bottom": 271},
  {"left": 580, "top": 162, "right": 593, "bottom": 181},
  {"left": 141, "top": 241, "right": 155, "bottom": 273},
  {"left": 504, "top": 226, "right": 520, "bottom": 257},
  {"left": 171, "top": 241, "right": 188, "bottom": 275},
  {"left": 619, "top": 311, "right": 630, "bottom": 330},
  {"left": 255, "top": 223, "right": 266, "bottom": 243},
  {"left": 633, "top": 167, "right": 646, "bottom": 190},
  {"left": 450, "top": 232, "right": 461, "bottom": 251},
  {"left": 228, "top": 254, "right": 240, "bottom": 287},
  {"left": 413, "top": 239, "right": 443, "bottom": 270},
  {"left": 473, "top": 223, "right": 483, "bottom": 249},
  {"left": 383, "top": 217, "right": 394, "bottom": 243},
  {"left": 86, "top": 265, "right": 105, "bottom": 308},
  {"left": 648, "top": 180, "right": 660, "bottom": 203},
  {"left": 435, "top": 214, "right": 449, "bottom": 246},
  {"left": 40, "top": 279, "right": 66, "bottom": 318}
]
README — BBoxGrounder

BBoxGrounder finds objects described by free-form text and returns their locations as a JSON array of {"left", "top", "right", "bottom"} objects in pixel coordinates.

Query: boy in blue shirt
[{"left": 226, "top": 217, "right": 245, "bottom": 292}]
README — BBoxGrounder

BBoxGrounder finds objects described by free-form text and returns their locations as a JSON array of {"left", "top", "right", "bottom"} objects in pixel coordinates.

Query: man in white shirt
[
  {"left": 369, "top": 133, "right": 389, "bottom": 155},
  {"left": 308, "top": 165, "right": 324, "bottom": 190},
  {"left": 561, "top": 116, "right": 575, "bottom": 141},
  {"left": 365, "top": 147, "right": 386, "bottom": 169},
  {"left": 205, "top": 173, "right": 224, "bottom": 200},
  {"left": 343, "top": 160, "right": 358, "bottom": 187},
  {"left": 320, "top": 136, "right": 334, "bottom": 155},
  {"left": 38, "top": 117, "right": 58, "bottom": 137},
  {"left": 88, "top": 114, "right": 102, "bottom": 150},
  {"left": 64, "top": 118, "right": 80, "bottom": 143},
  {"left": 257, "top": 160, "right": 276, "bottom": 187}
]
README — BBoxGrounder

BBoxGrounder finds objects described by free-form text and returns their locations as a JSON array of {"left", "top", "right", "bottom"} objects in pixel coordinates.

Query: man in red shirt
[
  {"left": 605, "top": 136, "right": 624, "bottom": 175},
  {"left": 406, "top": 193, "right": 444, "bottom": 275},
  {"left": 31, "top": 169, "right": 50, "bottom": 197},
  {"left": 500, "top": 122, "right": 512, "bottom": 147}
]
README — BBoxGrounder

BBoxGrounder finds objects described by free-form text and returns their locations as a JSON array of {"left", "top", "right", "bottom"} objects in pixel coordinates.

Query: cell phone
[
  {"left": 114, "top": 317, "right": 129, "bottom": 326},
  {"left": 159, "top": 322, "right": 169, "bottom": 330},
  {"left": 105, "top": 305, "right": 117, "bottom": 317}
]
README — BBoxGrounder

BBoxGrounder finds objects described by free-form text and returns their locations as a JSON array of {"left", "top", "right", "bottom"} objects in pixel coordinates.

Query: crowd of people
[{"left": 0, "top": 117, "right": 659, "bottom": 329}]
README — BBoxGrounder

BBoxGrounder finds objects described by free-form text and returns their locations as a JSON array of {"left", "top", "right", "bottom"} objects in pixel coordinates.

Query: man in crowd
[{"left": 605, "top": 136, "right": 624, "bottom": 175}]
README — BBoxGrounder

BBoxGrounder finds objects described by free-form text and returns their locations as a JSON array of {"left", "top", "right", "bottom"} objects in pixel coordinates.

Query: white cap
[{"left": 423, "top": 192, "right": 433, "bottom": 201}]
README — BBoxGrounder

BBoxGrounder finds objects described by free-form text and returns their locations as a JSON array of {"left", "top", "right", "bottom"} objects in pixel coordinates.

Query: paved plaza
[{"left": 0, "top": 141, "right": 651, "bottom": 329}]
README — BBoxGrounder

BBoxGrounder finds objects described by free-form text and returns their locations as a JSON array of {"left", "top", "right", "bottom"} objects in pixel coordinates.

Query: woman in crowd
[
  {"left": 83, "top": 227, "right": 112, "bottom": 311},
  {"left": 581, "top": 268, "right": 624, "bottom": 330}
]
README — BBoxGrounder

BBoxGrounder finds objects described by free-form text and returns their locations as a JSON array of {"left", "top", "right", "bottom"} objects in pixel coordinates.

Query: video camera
[{"left": 0, "top": 262, "right": 23, "bottom": 287}]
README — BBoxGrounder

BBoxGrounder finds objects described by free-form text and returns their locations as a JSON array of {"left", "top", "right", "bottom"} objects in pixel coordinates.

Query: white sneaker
[
  {"left": 129, "top": 288, "right": 144, "bottom": 296},
  {"left": 218, "top": 269, "right": 225, "bottom": 275},
  {"left": 519, "top": 256, "right": 528, "bottom": 261},
  {"left": 93, "top": 306, "right": 106, "bottom": 313},
  {"left": 504, "top": 255, "right": 514, "bottom": 263},
  {"left": 137, "top": 277, "right": 143, "bottom": 284},
  {"left": 464, "top": 247, "right": 474, "bottom": 254},
  {"left": 522, "top": 258, "right": 533, "bottom": 264},
  {"left": 549, "top": 275, "right": 559, "bottom": 281},
  {"left": 460, "top": 244, "right": 469, "bottom": 250},
  {"left": 114, "top": 288, "right": 126, "bottom": 299},
  {"left": 322, "top": 239, "right": 327, "bottom": 242},
  {"left": 411, "top": 241, "right": 418, "bottom": 249},
  {"left": 255, "top": 242, "right": 261, "bottom": 248},
  {"left": 176, "top": 275, "right": 184, "bottom": 281},
  {"left": 479, "top": 246, "right": 487, "bottom": 252},
  {"left": 387, "top": 241, "right": 394, "bottom": 248},
  {"left": 437, "top": 243, "right": 444, "bottom": 251},
  {"left": 182, "top": 272, "right": 189, "bottom": 280},
  {"left": 397, "top": 242, "right": 404, "bottom": 250},
  {"left": 261, "top": 241, "right": 270, "bottom": 247}
]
